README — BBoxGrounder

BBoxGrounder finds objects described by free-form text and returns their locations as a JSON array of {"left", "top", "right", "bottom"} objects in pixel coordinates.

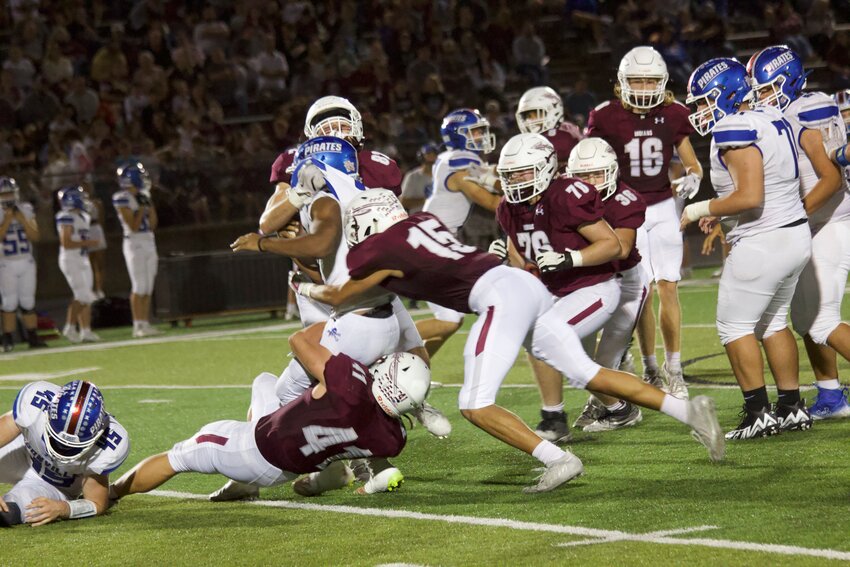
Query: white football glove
[
  {"left": 536, "top": 249, "right": 582, "bottom": 273},
  {"left": 671, "top": 172, "right": 701, "bottom": 200},
  {"left": 464, "top": 163, "right": 500, "bottom": 192},
  {"left": 287, "top": 161, "right": 326, "bottom": 209},
  {"left": 488, "top": 238, "right": 507, "bottom": 261},
  {"left": 288, "top": 270, "right": 315, "bottom": 298}
]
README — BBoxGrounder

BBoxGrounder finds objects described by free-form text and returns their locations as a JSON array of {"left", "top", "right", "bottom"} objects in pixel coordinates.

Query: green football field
[{"left": 2, "top": 273, "right": 849, "bottom": 566}]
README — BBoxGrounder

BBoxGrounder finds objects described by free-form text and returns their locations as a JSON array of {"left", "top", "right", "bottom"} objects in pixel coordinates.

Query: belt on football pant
[
  {"left": 779, "top": 218, "right": 807, "bottom": 229},
  {"left": 361, "top": 302, "right": 394, "bottom": 319}
]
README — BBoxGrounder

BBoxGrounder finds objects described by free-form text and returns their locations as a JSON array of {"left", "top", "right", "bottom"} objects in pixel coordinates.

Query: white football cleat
[
  {"left": 688, "top": 395, "right": 725, "bottom": 463},
  {"left": 663, "top": 363, "right": 689, "bottom": 400},
  {"left": 523, "top": 451, "right": 584, "bottom": 494},
  {"left": 63, "top": 325, "right": 82, "bottom": 344},
  {"left": 412, "top": 401, "right": 452, "bottom": 438},
  {"left": 208, "top": 480, "right": 260, "bottom": 502},
  {"left": 293, "top": 461, "right": 354, "bottom": 497},
  {"left": 80, "top": 330, "right": 101, "bottom": 343},
  {"left": 358, "top": 467, "right": 404, "bottom": 495},
  {"left": 141, "top": 323, "right": 163, "bottom": 336}
]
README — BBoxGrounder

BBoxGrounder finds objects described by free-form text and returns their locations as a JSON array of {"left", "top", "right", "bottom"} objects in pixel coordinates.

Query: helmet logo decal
[
  {"left": 764, "top": 51, "right": 794, "bottom": 74},
  {"left": 697, "top": 61, "right": 730, "bottom": 89}
]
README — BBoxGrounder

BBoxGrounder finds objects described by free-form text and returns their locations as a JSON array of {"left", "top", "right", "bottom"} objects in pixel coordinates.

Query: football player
[
  {"left": 113, "top": 162, "right": 162, "bottom": 338},
  {"left": 81, "top": 183, "right": 107, "bottom": 300},
  {"left": 293, "top": 189, "right": 725, "bottom": 493},
  {"left": 682, "top": 57, "right": 813, "bottom": 439},
  {"left": 0, "top": 176, "right": 45, "bottom": 352},
  {"left": 587, "top": 46, "right": 703, "bottom": 397},
  {"left": 515, "top": 86, "right": 584, "bottom": 167},
  {"left": 417, "top": 108, "right": 502, "bottom": 360},
  {"left": 748, "top": 47, "right": 850, "bottom": 420},
  {"left": 493, "top": 134, "right": 628, "bottom": 442},
  {"left": 0, "top": 380, "right": 129, "bottom": 527},
  {"left": 565, "top": 138, "right": 652, "bottom": 432},
  {"left": 109, "top": 342, "right": 430, "bottom": 502},
  {"left": 261, "top": 96, "right": 402, "bottom": 237},
  {"left": 56, "top": 186, "right": 101, "bottom": 343}
]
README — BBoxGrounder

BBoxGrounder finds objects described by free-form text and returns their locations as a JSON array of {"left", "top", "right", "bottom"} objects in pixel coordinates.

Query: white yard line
[{"left": 146, "top": 490, "right": 850, "bottom": 561}]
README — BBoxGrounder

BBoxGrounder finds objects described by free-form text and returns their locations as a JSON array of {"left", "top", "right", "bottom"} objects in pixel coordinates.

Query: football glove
[
  {"left": 488, "top": 238, "right": 507, "bottom": 261},
  {"left": 536, "top": 249, "right": 580, "bottom": 273},
  {"left": 288, "top": 270, "right": 315, "bottom": 298},
  {"left": 464, "top": 163, "right": 500, "bottom": 193},
  {"left": 288, "top": 161, "right": 326, "bottom": 209},
  {"left": 671, "top": 172, "right": 701, "bottom": 200}
]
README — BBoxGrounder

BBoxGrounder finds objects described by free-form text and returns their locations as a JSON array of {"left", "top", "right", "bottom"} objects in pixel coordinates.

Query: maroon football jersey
[
  {"left": 544, "top": 121, "right": 583, "bottom": 165},
  {"left": 254, "top": 353, "right": 406, "bottom": 474},
  {"left": 497, "top": 175, "right": 615, "bottom": 297},
  {"left": 269, "top": 147, "right": 403, "bottom": 196},
  {"left": 347, "top": 212, "right": 502, "bottom": 312},
  {"left": 602, "top": 182, "right": 646, "bottom": 273},
  {"left": 585, "top": 99, "right": 693, "bottom": 206}
]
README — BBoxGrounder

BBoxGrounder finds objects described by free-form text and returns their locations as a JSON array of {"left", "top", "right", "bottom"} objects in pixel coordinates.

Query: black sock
[
  {"left": 777, "top": 388, "right": 801, "bottom": 406},
  {"left": 2, "top": 333, "right": 12, "bottom": 346},
  {"left": 743, "top": 386, "right": 769, "bottom": 412},
  {"left": 0, "top": 502, "right": 22, "bottom": 527},
  {"left": 26, "top": 328, "right": 39, "bottom": 346}
]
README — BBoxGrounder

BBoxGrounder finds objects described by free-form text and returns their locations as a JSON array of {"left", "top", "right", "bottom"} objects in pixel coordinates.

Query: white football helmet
[
  {"left": 304, "top": 96, "right": 364, "bottom": 143},
  {"left": 617, "top": 46, "right": 669, "bottom": 111},
  {"left": 566, "top": 138, "right": 619, "bottom": 200},
  {"left": 516, "top": 86, "right": 564, "bottom": 134},
  {"left": 497, "top": 133, "right": 557, "bottom": 204},
  {"left": 370, "top": 352, "right": 431, "bottom": 417},
  {"left": 344, "top": 189, "right": 408, "bottom": 247}
]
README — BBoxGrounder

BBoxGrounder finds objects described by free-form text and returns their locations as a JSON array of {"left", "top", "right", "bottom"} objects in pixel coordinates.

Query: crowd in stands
[{"left": 0, "top": 0, "right": 848, "bottom": 229}]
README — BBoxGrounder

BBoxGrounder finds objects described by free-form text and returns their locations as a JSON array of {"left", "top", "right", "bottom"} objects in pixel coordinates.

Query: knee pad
[
  {"left": 716, "top": 319, "right": 751, "bottom": 346},
  {"left": 275, "top": 360, "right": 313, "bottom": 406},
  {"left": 806, "top": 316, "right": 841, "bottom": 346},
  {"left": 1, "top": 295, "right": 17, "bottom": 312}
]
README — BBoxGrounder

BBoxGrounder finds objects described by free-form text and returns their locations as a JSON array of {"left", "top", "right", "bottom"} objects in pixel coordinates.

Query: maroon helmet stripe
[
  {"left": 66, "top": 381, "right": 90, "bottom": 435},
  {"left": 475, "top": 306, "right": 495, "bottom": 356}
]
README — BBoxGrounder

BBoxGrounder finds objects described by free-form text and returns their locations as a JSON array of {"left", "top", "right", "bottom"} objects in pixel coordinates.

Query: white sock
[
  {"left": 660, "top": 394, "right": 690, "bottom": 426},
  {"left": 605, "top": 401, "right": 626, "bottom": 412},
  {"left": 642, "top": 355, "right": 658, "bottom": 372},
  {"left": 542, "top": 403, "right": 564, "bottom": 413},
  {"left": 532, "top": 440, "right": 567, "bottom": 466},
  {"left": 665, "top": 352, "right": 681, "bottom": 372},
  {"left": 133, "top": 321, "right": 142, "bottom": 331},
  {"left": 816, "top": 378, "right": 840, "bottom": 390},
  {"left": 81, "top": 327, "right": 91, "bottom": 333}
]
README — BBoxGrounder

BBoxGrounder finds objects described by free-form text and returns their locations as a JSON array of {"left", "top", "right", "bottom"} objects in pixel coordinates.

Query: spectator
[
  {"left": 90, "top": 35, "right": 129, "bottom": 84},
  {"left": 400, "top": 142, "right": 438, "bottom": 214},
  {"left": 171, "top": 30, "right": 206, "bottom": 82},
  {"left": 41, "top": 41, "right": 73, "bottom": 87},
  {"left": 63, "top": 76, "right": 100, "bottom": 125},
  {"left": 17, "top": 16, "right": 45, "bottom": 62},
  {"left": 17, "top": 77, "right": 61, "bottom": 128},
  {"left": 406, "top": 44, "right": 439, "bottom": 95},
  {"left": 472, "top": 45, "right": 506, "bottom": 103},
  {"left": 512, "top": 22, "right": 547, "bottom": 86},
  {"left": 251, "top": 34, "right": 289, "bottom": 100},
  {"left": 766, "top": 1, "right": 813, "bottom": 62},
  {"left": 133, "top": 51, "right": 168, "bottom": 103},
  {"left": 3, "top": 46, "right": 36, "bottom": 92},
  {"left": 827, "top": 32, "right": 850, "bottom": 89},
  {"left": 193, "top": 6, "right": 231, "bottom": 57},
  {"left": 145, "top": 26, "right": 173, "bottom": 69},
  {"left": 419, "top": 74, "right": 449, "bottom": 127},
  {"left": 565, "top": 75, "right": 596, "bottom": 126}
]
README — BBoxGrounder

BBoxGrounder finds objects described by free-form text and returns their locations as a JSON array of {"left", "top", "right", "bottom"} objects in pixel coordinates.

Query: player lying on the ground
[
  {"left": 109, "top": 331, "right": 431, "bottom": 503},
  {"left": 0, "top": 380, "right": 129, "bottom": 527},
  {"left": 291, "top": 188, "right": 725, "bottom": 494}
]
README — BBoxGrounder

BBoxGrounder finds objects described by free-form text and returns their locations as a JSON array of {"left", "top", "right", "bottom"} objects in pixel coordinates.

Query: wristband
[
  {"left": 569, "top": 250, "right": 583, "bottom": 268},
  {"left": 298, "top": 282, "right": 316, "bottom": 299},
  {"left": 68, "top": 499, "right": 97, "bottom": 519},
  {"left": 685, "top": 200, "right": 712, "bottom": 222},
  {"left": 836, "top": 144, "right": 849, "bottom": 168}
]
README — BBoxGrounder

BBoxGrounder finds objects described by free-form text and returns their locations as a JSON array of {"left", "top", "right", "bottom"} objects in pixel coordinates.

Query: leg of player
[
  {"left": 20, "top": 309, "right": 45, "bottom": 348},
  {"left": 528, "top": 355, "right": 571, "bottom": 442},
  {"left": 762, "top": 328, "right": 810, "bottom": 432},
  {"left": 110, "top": 453, "right": 177, "bottom": 500},
  {"left": 656, "top": 279, "right": 687, "bottom": 399},
  {"left": 1, "top": 310, "right": 15, "bottom": 352},
  {"left": 636, "top": 289, "right": 662, "bottom": 387},
  {"left": 62, "top": 302, "right": 82, "bottom": 343},
  {"left": 415, "top": 313, "right": 463, "bottom": 358},
  {"left": 804, "top": 337, "right": 850, "bottom": 419}
]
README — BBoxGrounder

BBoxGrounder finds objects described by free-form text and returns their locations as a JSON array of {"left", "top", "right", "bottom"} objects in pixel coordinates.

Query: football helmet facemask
[
  {"left": 747, "top": 45, "right": 807, "bottom": 111},
  {"left": 516, "top": 86, "right": 564, "bottom": 134},
  {"left": 566, "top": 138, "right": 620, "bottom": 200},
  {"left": 370, "top": 352, "right": 431, "bottom": 417},
  {"left": 686, "top": 57, "right": 751, "bottom": 136}
]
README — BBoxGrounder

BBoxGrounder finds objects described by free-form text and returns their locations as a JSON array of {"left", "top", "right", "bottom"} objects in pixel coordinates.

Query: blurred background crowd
[{"left": 1, "top": 0, "right": 849, "bottom": 231}]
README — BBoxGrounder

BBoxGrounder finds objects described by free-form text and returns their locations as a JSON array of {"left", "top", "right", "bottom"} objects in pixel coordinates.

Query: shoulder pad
[
  {"left": 713, "top": 113, "right": 762, "bottom": 148},
  {"left": 789, "top": 92, "right": 840, "bottom": 127},
  {"left": 12, "top": 381, "right": 59, "bottom": 429}
]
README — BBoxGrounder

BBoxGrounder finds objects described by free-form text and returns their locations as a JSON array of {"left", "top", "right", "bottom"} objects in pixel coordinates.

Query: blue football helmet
[
  {"left": 440, "top": 108, "right": 496, "bottom": 154},
  {"left": 747, "top": 45, "right": 808, "bottom": 111},
  {"left": 58, "top": 185, "right": 86, "bottom": 211},
  {"left": 0, "top": 176, "right": 20, "bottom": 206},
  {"left": 291, "top": 136, "right": 359, "bottom": 186},
  {"left": 686, "top": 58, "right": 751, "bottom": 136},
  {"left": 117, "top": 162, "right": 151, "bottom": 193},
  {"left": 44, "top": 380, "right": 108, "bottom": 464}
]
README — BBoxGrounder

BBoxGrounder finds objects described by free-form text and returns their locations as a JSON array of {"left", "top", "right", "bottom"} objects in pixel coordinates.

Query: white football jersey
[
  {"left": 299, "top": 164, "right": 394, "bottom": 313},
  {"left": 784, "top": 92, "right": 850, "bottom": 231},
  {"left": 12, "top": 381, "right": 130, "bottom": 498},
  {"left": 55, "top": 209, "right": 91, "bottom": 258},
  {"left": 0, "top": 202, "right": 35, "bottom": 260},
  {"left": 112, "top": 189, "right": 155, "bottom": 242},
  {"left": 710, "top": 106, "right": 806, "bottom": 245},
  {"left": 422, "top": 149, "right": 483, "bottom": 234}
]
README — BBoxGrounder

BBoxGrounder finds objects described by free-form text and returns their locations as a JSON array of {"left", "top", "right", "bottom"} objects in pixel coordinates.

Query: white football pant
[
  {"left": 0, "top": 257, "right": 36, "bottom": 311},
  {"left": 59, "top": 253, "right": 96, "bottom": 305},
  {"left": 592, "top": 264, "right": 651, "bottom": 369},
  {"left": 636, "top": 198, "right": 682, "bottom": 283},
  {"left": 122, "top": 238, "right": 157, "bottom": 295}
]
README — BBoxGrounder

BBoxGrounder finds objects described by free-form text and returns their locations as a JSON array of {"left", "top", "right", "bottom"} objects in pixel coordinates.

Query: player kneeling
[
  {"left": 0, "top": 380, "right": 129, "bottom": 527},
  {"left": 109, "top": 335, "right": 430, "bottom": 504}
]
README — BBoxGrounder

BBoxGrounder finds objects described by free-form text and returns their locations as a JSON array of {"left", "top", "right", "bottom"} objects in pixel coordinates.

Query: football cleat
[
  {"left": 808, "top": 386, "right": 850, "bottom": 420},
  {"left": 141, "top": 323, "right": 163, "bottom": 336},
  {"left": 642, "top": 366, "right": 664, "bottom": 389},
  {"left": 583, "top": 402, "right": 643, "bottom": 433},
  {"left": 80, "top": 330, "right": 102, "bottom": 343},
  {"left": 523, "top": 451, "right": 584, "bottom": 494},
  {"left": 573, "top": 395, "right": 605, "bottom": 428},
  {"left": 619, "top": 350, "right": 636, "bottom": 374},
  {"left": 293, "top": 461, "right": 354, "bottom": 497},
  {"left": 662, "top": 363, "right": 689, "bottom": 399},
  {"left": 63, "top": 325, "right": 82, "bottom": 344},
  {"left": 725, "top": 405, "right": 780, "bottom": 440},
  {"left": 687, "top": 396, "right": 725, "bottom": 462},
  {"left": 208, "top": 480, "right": 260, "bottom": 502},
  {"left": 535, "top": 409, "right": 573, "bottom": 443},
  {"left": 2, "top": 334, "right": 12, "bottom": 353},
  {"left": 411, "top": 401, "right": 452, "bottom": 438},
  {"left": 358, "top": 467, "right": 404, "bottom": 495},
  {"left": 775, "top": 400, "right": 813, "bottom": 432}
]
